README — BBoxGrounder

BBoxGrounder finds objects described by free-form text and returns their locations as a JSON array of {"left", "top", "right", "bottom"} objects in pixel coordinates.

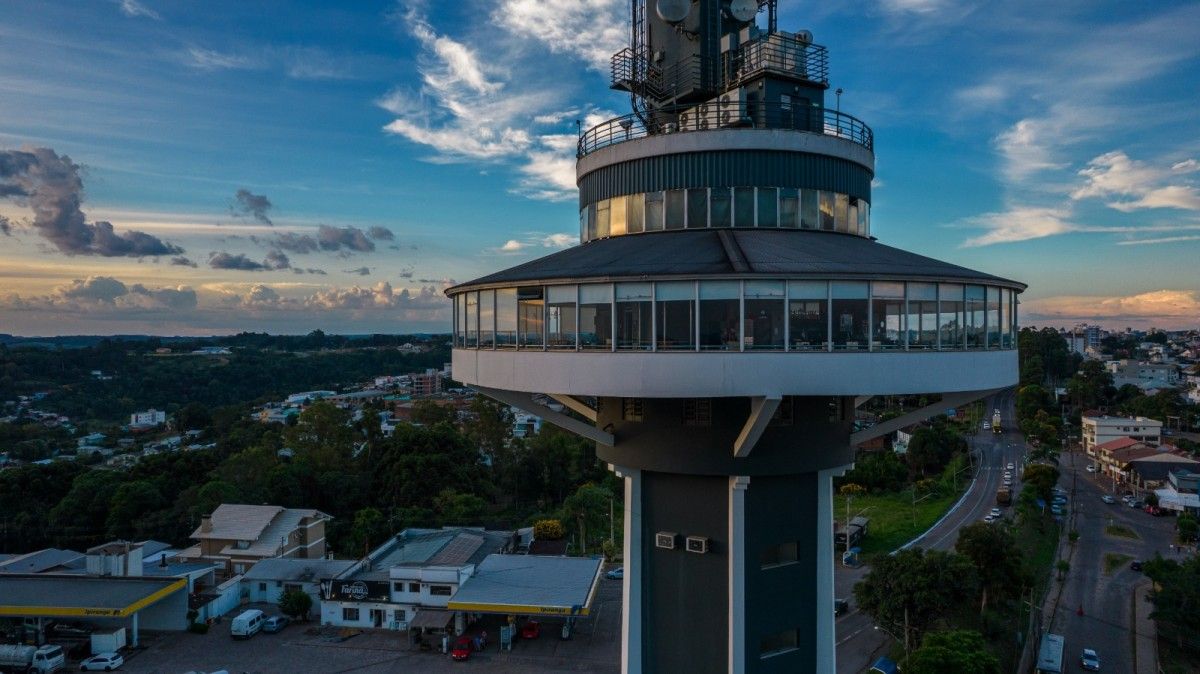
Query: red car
[
  {"left": 521, "top": 620, "right": 541, "bottom": 640},
  {"left": 451, "top": 636, "right": 473, "bottom": 661}
]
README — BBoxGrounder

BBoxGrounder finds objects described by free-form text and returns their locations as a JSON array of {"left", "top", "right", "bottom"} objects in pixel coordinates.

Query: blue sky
[{"left": 1, "top": 0, "right": 1198, "bottom": 335}]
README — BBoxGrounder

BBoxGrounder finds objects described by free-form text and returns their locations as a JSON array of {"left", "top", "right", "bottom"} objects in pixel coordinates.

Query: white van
[{"left": 230, "top": 609, "right": 265, "bottom": 639}]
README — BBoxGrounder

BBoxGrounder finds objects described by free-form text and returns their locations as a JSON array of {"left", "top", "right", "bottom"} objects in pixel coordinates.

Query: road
[
  {"left": 835, "top": 389, "right": 1025, "bottom": 673},
  {"left": 1046, "top": 448, "right": 1177, "bottom": 674}
]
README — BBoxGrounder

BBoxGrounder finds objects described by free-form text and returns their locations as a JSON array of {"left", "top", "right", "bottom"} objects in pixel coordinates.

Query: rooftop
[
  {"left": 447, "top": 554, "right": 604, "bottom": 616},
  {"left": 241, "top": 557, "right": 355, "bottom": 583},
  {"left": 0, "top": 548, "right": 83, "bottom": 574},
  {"left": 347, "top": 528, "right": 512, "bottom": 581},
  {"left": 0, "top": 574, "right": 186, "bottom": 617}
]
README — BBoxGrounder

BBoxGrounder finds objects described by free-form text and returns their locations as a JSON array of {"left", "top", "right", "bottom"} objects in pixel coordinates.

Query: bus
[
  {"left": 992, "top": 410, "right": 1003, "bottom": 434},
  {"left": 1035, "top": 632, "right": 1064, "bottom": 674}
]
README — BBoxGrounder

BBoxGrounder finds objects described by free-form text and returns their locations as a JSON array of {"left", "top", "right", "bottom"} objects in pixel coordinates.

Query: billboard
[{"left": 326, "top": 579, "right": 392, "bottom": 603}]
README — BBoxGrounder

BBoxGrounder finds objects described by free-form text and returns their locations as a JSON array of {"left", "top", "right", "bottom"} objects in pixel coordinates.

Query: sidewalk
[{"left": 1134, "top": 580, "right": 1157, "bottom": 674}]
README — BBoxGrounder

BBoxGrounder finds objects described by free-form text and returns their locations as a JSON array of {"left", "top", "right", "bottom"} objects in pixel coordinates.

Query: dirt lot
[{"left": 118, "top": 578, "right": 621, "bottom": 674}]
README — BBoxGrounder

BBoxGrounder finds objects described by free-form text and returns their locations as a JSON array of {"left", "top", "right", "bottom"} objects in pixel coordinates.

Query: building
[
  {"left": 412, "top": 369, "right": 443, "bottom": 396},
  {"left": 182, "top": 504, "right": 332, "bottom": 577},
  {"left": 512, "top": 412, "right": 542, "bottom": 438},
  {"left": 285, "top": 390, "right": 336, "bottom": 406},
  {"left": 1155, "top": 469, "right": 1200, "bottom": 516},
  {"left": 1105, "top": 359, "right": 1179, "bottom": 391},
  {"left": 242, "top": 557, "right": 355, "bottom": 619},
  {"left": 1082, "top": 415, "right": 1162, "bottom": 457},
  {"left": 129, "top": 409, "right": 166, "bottom": 428},
  {"left": 1065, "top": 325, "right": 1101, "bottom": 357},
  {"left": 1128, "top": 453, "right": 1200, "bottom": 494},
  {"left": 1091, "top": 438, "right": 1190, "bottom": 484},
  {"left": 443, "top": 1, "right": 1023, "bottom": 671}
]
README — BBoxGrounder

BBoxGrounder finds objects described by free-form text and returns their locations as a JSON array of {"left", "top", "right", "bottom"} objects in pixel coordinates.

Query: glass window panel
[
  {"left": 788, "top": 281, "right": 828, "bottom": 350},
  {"left": 455, "top": 294, "right": 466, "bottom": 347},
  {"left": 610, "top": 195, "right": 627, "bottom": 236},
  {"left": 579, "top": 208, "right": 589, "bottom": 242},
  {"left": 871, "top": 281, "right": 904, "bottom": 350},
  {"left": 1011, "top": 291, "right": 1018, "bottom": 338},
  {"left": 734, "top": 187, "right": 756, "bottom": 227},
  {"left": 616, "top": 282, "right": 652, "bottom": 350},
  {"left": 819, "top": 191, "right": 835, "bottom": 230},
  {"left": 1000, "top": 288, "right": 1011, "bottom": 349},
  {"left": 744, "top": 280, "right": 784, "bottom": 349},
  {"left": 834, "top": 193, "right": 850, "bottom": 233},
  {"left": 756, "top": 188, "right": 778, "bottom": 228},
  {"left": 938, "top": 283, "right": 963, "bottom": 350},
  {"left": 831, "top": 281, "right": 868, "bottom": 350},
  {"left": 907, "top": 282, "right": 937, "bottom": 350},
  {"left": 579, "top": 283, "right": 613, "bottom": 350},
  {"left": 700, "top": 281, "right": 741, "bottom": 350},
  {"left": 710, "top": 188, "right": 731, "bottom": 228},
  {"left": 547, "top": 285, "right": 577, "bottom": 349},
  {"left": 645, "top": 192, "right": 664, "bottom": 231},
  {"left": 686, "top": 188, "right": 708, "bottom": 228},
  {"left": 847, "top": 202, "right": 859, "bottom": 236},
  {"left": 587, "top": 203, "right": 597, "bottom": 241},
  {"left": 596, "top": 199, "right": 611, "bottom": 238},
  {"left": 465, "top": 291, "right": 478, "bottom": 348},
  {"left": 656, "top": 281, "right": 695, "bottom": 350},
  {"left": 616, "top": 282, "right": 652, "bottom": 301},
  {"left": 495, "top": 288, "right": 517, "bottom": 348},
  {"left": 986, "top": 286, "right": 1001, "bottom": 348},
  {"left": 627, "top": 193, "right": 645, "bottom": 234},
  {"left": 518, "top": 287, "right": 543, "bottom": 348},
  {"left": 665, "top": 189, "right": 685, "bottom": 230},
  {"left": 965, "top": 285, "right": 986, "bottom": 349},
  {"left": 779, "top": 188, "right": 799, "bottom": 228},
  {"left": 862, "top": 201, "right": 870, "bottom": 237},
  {"left": 478, "top": 289, "right": 495, "bottom": 348},
  {"left": 801, "top": 188, "right": 820, "bottom": 229}
]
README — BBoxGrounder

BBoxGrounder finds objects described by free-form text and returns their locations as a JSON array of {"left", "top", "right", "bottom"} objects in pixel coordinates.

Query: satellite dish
[
  {"left": 729, "top": 0, "right": 757, "bottom": 22},
  {"left": 656, "top": 0, "right": 690, "bottom": 23}
]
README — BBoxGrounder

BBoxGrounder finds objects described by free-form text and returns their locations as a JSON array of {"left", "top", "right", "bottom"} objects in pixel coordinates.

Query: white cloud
[
  {"left": 118, "top": 0, "right": 160, "bottom": 20},
  {"left": 2, "top": 276, "right": 198, "bottom": 313},
  {"left": 185, "top": 47, "right": 256, "bottom": 71},
  {"left": 541, "top": 233, "right": 575, "bottom": 248},
  {"left": 500, "top": 239, "right": 525, "bottom": 252},
  {"left": 958, "top": 205, "right": 1076, "bottom": 247},
  {"left": 1022, "top": 289, "right": 1200, "bottom": 329},
  {"left": 876, "top": 0, "right": 954, "bottom": 15},
  {"left": 1116, "top": 235, "right": 1200, "bottom": 246},
  {"left": 1072, "top": 151, "right": 1200, "bottom": 212},
  {"left": 491, "top": 0, "right": 626, "bottom": 72}
]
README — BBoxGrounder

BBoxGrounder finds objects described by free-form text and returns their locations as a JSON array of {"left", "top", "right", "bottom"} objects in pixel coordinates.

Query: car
[
  {"left": 606, "top": 567, "right": 624, "bottom": 580},
  {"left": 1086, "top": 465, "right": 1096, "bottom": 473},
  {"left": 1101, "top": 495, "right": 1116, "bottom": 504},
  {"left": 1130, "top": 560, "right": 1143, "bottom": 572},
  {"left": 1007, "top": 462, "right": 1015, "bottom": 471},
  {"left": 1050, "top": 506, "right": 1064, "bottom": 516},
  {"left": 834, "top": 598, "right": 849, "bottom": 616},
  {"left": 990, "top": 507, "right": 1002, "bottom": 518},
  {"left": 450, "top": 635, "right": 473, "bottom": 661},
  {"left": 80, "top": 652, "right": 124, "bottom": 671},
  {"left": 521, "top": 620, "right": 541, "bottom": 640},
  {"left": 982, "top": 422, "right": 990, "bottom": 430},
  {"left": 1129, "top": 500, "right": 1144, "bottom": 509},
  {"left": 262, "top": 615, "right": 289, "bottom": 633},
  {"left": 1053, "top": 496, "right": 1068, "bottom": 504},
  {"left": 983, "top": 515, "right": 995, "bottom": 523},
  {"left": 1080, "top": 647, "right": 1101, "bottom": 671},
  {"left": 1003, "top": 479, "right": 1013, "bottom": 487}
]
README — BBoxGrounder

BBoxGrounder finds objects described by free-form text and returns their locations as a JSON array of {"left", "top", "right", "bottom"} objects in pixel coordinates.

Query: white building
[
  {"left": 1082, "top": 415, "right": 1162, "bottom": 457},
  {"left": 242, "top": 558, "right": 355, "bottom": 619},
  {"left": 130, "top": 409, "right": 166, "bottom": 427},
  {"left": 1105, "top": 359, "right": 1180, "bottom": 391},
  {"left": 285, "top": 391, "right": 337, "bottom": 406}
]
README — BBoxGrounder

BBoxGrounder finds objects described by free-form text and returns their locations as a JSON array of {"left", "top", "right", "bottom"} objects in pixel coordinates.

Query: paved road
[
  {"left": 835, "top": 389, "right": 1025, "bottom": 673},
  {"left": 1046, "top": 449, "right": 1177, "bottom": 674}
]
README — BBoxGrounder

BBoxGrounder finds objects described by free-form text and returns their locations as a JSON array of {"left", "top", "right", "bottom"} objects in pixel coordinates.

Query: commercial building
[
  {"left": 181, "top": 503, "right": 332, "bottom": 577},
  {"left": 1082, "top": 415, "right": 1162, "bottom": 457},
  {"left": 242, "top": 557, "right": 355, "bottom": 619},
  {"left": 1105, "top": 359, "right": 1179, "bottom": 391},
  {"left": 444, "top": 0, "right": 1023, "bottom": 670}
]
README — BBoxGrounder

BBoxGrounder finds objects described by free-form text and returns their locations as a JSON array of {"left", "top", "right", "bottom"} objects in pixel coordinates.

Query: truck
[
  {"left": 0, "top": 644, "right": 65, "bottom": 673},
  {"left": 89, "top": 628, "right": 126, "bottom": 657},
  {"left": 992, "top": 411, "right": 1002, "bottom": 433},
  {"left": 996, "top": 487, "right": 1012, "bottom": 505}
]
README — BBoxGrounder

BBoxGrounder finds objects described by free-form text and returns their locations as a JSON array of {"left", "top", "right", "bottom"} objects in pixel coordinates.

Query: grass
[
  {"left": 1103, "top": 552, "right": 1133, "bottom": 574},
  {"left": 843, "top": 487, "right": 963, "bottom": 557},
  {"left": 1106, "top": 523, "right": 1140, "bottom": 539}
]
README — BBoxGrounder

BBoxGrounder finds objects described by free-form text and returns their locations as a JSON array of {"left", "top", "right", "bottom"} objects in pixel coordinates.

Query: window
[
  {"left": 586, "top": 203, "right": 597, "bottom": 240},
  {"left": 622, "top": 398, "right": 644, "bottom": 421},
  {"left": 761, "top": 541, "right": 798, "bottom": 568},
  {"left": 409, "top": 582, "right": 420, "bottom": 593},
  {"left": 579, "top": 284, "right": 613, "bottom": 350},
  {"left": 834, "top": 193, "right": 850, "bottom": 233},
  {"left": 860, "top": 201, "right": 870, "bottom": 236},
  {"left": 760, "top": 628, "right": 799, "bottom": 658},
  {"left": 518, "top": 287, "right": 544, "bottom": 348},
  {"left": 986, "top": 286, "right": 1001, "bottom": 348},
  {"left": 258, "top": 582, "right": 267, "bottom": 592},
  {"left": 546, "top": 285, "right": 577, "bottom": 349},
  {"left": 236, "top": 540, "right": 250, "bottom": 550},
  {"left": 392, "top": 582, "right": 403, "bottom": 592},
  {"left": 610, "top": 195, "right": 628, "bottom": 236},
  {"left": 686, "top": 188, "right": 708, "bottom": 228},
  {"left": 906, "top": 282, "right": 937, "bottom": 350},
  {"left": 734, "top": 187, "right": 755, "bottom": 227},
  {"left": 965, "top": 285, "right": 986, "bottom": 349},
  {"left": 429, "top": 585, "right": 453, "bottom": 596},
  {"left": 454, "top": 293, "right": 466, "bottom": 347},
  {"left": 756, "top": 187, "right": 778, "bottom": 227},
  {"left": 819, "top": 191, "right": 835, "bottom": 230},
  {"left": 710, "top": 188, "right": 731, "bottom": 228},
  {"left": 938, "top": 283, "right": 963, "bottom": 349},
  {"left": 465, "top": 292, "right": 479, "bottom": 348},
  {"left": 656, "top": 281, "right": 695, "bottom": 350},
  {"left": 871, "top": 282, "right": 904, "bottom": 350},
  {"left": 645, "top": 192, "right": 664, "bottom": 231},
  {"left": 665, "top": 189, "right": 685, "bottom": 229},
  {"left": 627, "top": 194, "right": 645, "bottom": 234},
  {"left": 699, "top": 281, "right": 741, "bottom": 350},
  {"left": 342, "top": 608, "right": 360, "bottom": 622},
  {"left": 495, "top": 288, "right": 517, "bottom": 348},
  {"left": 477, "top": 289, "right": 496, "bottom": 348},
  {"left": 744, "top": 280, "right": 784, "bottom": 349},
  {"left": 683, "top": 399, "right": 712, "bottom": 426},
  {"left": 233, "top": 563, "right": 246, "bottom": 574},
  {"left": 847, "top": 200, "right": 859, "bottom": 236},
  {"left": 579, "top": 206, "right": 589, "bottom": 241},
  {"left": 800, "top": 188, "right": 820, "bottom": 229},
  {"left": 831, "top": 282, "right": 868, "bottom": 349},
  {"left": 394, "top": 609, "right": 407, "bottom": 623},
  {"left": 1008, "top": 289, "right": 1018, "bottom": 345},
  {"left": 595, "top": 199, "right": 611, "bottom": 238},
  {"left": 779, "top": 188, "right": 799, "bottom": 228},
  {"left": 788, "top": 281, "right": 828, "bottom": 350},
  {"left": 616, "top": 282, "right": 653, "bottom": 350}
]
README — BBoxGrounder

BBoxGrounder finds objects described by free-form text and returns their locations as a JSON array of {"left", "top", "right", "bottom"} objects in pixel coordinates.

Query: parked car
[
  {"left": 1007, "top": 462, "right": 1015, "bottom": 471},
  {"left": 262, "top": 615, "right": 289, "bottom": 633},
  {"left": 990, "top": 507, "right": 1002, "bottom": 518},
  {"left": 982, "top": 422, "right": 990, "bottom": 430},
  {"left": 80, "top": 652, "right": 124, "bottom": 671},
  {"left": 834, "top": 598, "right": 849, "bottom": 616},
  {"left": 983, "top": 515, "right": 996, "bottom": 524},
  {"left": 1130, "top": 560, "right": 1143, "bottom": 572},
  {"left": 606, "top": 567, "right": 624, "bottom": 580},
  {"left": 1101, "top": 495, "right": 1116, "bottom": 504},
  {"left": 1080, "top": 647, "right": 1101, "bottom": 671},
  {"left": 230, "top": 609, "right": 264, "bottom": 639},
  {"left": 450, "top": 636, "right": 473, "bottom": 661},
  {"left": 1086, "top": 465, "right": 1096, "bottom": 472},
  {"left": 1129, "top": 500, "right": 1144, "bottom": 509},
  {"left": 521, "top": 620, "right": 541, "bottom": 640}
]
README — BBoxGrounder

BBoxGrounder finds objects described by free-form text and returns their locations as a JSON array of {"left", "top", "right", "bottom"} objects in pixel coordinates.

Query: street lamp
[{"left": 835, "top": 87, "right": 843, "bottom": 113}]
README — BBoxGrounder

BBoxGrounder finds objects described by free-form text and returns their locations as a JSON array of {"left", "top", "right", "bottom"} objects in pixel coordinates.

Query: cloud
[
  {"left": 0, "top": 147, "right": 184, "bottom": 257},
  {"left": 208, "top": 251, "right": 291, "bottom": 272},
  {"left": 170, "top": 255, "right": 198, "bottom": 267},
  {"left": 0, "top": 215, "right": 11, "bottom": 236},
  {"left": 231, "top": 189, "right": 273, "bottom": 225},
  {"left": 367, "top": 226, "right": 394, "bottom": 241},
  {"left": 343, "top": 266, "right": 372, "bottom": 276},
  {"left": 490, "top": 0, "right": 626, "bottom": 72},
  {"left": 1115, "top": 235, "right": 1200, "bottom": 246},
  {"left": 59, "top": 276, "right": 128, "bottom": 303},
  {"left": 185, "top": 47, "right": 255, "bottom": 71},
  {"left": 1022, "top": 289, "right": 1200, "bottom": 330},
  {"left": 541, "top": 233, "right": 575, "bottom": 248},
  {"left": 958, "top": 205, "right": 1077, "bottom": 247},
  {"left": 264, "top": 249, "right": 291, "bottom": 270},
  {"left": 317, "top": 224, "right": 375, "bottom": 252},
  {"left": 273, "top": 232, "right": 319, "bottom": 254},
  {"left": 1070, "top": 151, "right": 1200, "bottom": 212},
  {"left": 499, "top": 240, "right": 524, "bottom": 252},
  {"left": 2, "top": 276, "right": 197, "bottom": 313},
  {"left": 118, "top": 0, "right": 160, "bottom": 19}
]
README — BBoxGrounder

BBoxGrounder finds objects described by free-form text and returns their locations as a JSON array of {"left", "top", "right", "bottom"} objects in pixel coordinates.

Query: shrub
[{"left": 534, "top": 519, "right": 566, "bottom": 541}]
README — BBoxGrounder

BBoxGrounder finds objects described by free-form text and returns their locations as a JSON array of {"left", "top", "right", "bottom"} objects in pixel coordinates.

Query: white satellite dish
[
  {"left": 729, "top": 0, "right": 757, "bottom": 23},
  {"left": 656, "top": 0, "right": 691, "bottom": 23}
]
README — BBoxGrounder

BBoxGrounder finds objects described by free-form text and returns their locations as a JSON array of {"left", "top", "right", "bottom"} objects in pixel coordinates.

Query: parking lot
[{"left": 117, "top": 577, "right": 621, "bottom": 674}]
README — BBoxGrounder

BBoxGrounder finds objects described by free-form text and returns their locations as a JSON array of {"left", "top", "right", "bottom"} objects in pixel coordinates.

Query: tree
[
  {"left": 346, "top": 507, "right": 388, "bottom": 558},
  {"left": 1178, "top": 514, "right": 1198, "bottom": 544},
  {"left": 906, "top": 630, "right": 1000, "bottom": 674},
  {"left": 279, "top": 589, "right": 313, "bottom": 621},
  {"left": 1055, "top": 559, "right": 1070, "bottom": 581},
  {"left": 1021, "top": 464, "right": 1060, "bottom": 501},
  {"left": 534, "top": 519, "right": 565, "bottom": 540},
  {"left": 1143, "top": 554, "right": 1200, "bottom": 651},
  {"left": 1067, "top": 360, "right": 1114, "bottom": 411},
  {"left": 432, "top": 489, "right": 487, "bottom": 526},
  {"left": 854, "top": 548, "right": 979, "bottom": 652},
  {"left": 410, "top": 400, "right": 456, "bottom": 426},
  {"left": 174, "top": 402, "right": 212, "bottom": 431},
  {"left": 563, "top": 483, "right": 614, "bottom": 555},
  {"left": 955, "top": 522, "right": 1024, "bottom": 614}
]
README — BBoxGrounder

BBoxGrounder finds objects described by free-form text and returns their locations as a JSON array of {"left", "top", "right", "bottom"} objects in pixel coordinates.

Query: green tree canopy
[
  {"left": 906, "top": 630, "right": 1000, "bottom": 674},
  {"left": 279, "top": 588, "right": 313, "bottom": 620},
  {"left": 955, "top": 522, "right": 1025, "bottom": 613},
  {"left": 854, "top": 548, "right": 979, "bottom": 650}
]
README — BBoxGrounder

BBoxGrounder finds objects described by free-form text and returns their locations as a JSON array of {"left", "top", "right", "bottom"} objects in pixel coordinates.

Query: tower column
[
  {"left": 816, "top": 466, "right": 850, "bottom": 673},
  {"left": 729, "top": 476, "right": 750, "bottom": 674},
  {"left": 614, "top": 464, "right": 643, "bottom": 674}
]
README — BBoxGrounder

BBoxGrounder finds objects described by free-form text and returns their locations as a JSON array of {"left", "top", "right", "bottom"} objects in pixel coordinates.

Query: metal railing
[
  {"left": 578, "top": 101, "right": 873, "bottom": 157},
  {"left": 724, "top": 34, "right": 829, "bottom": 87}
]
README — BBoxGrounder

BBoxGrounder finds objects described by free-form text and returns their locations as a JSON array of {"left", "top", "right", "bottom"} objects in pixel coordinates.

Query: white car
[
  {"left": 982, "top": 422, "right": 990, "bottom": 430},
  {"left": 1007, "top": 462, "right": 1015, "bottom": 471},
  {"left": 1086, "top": 465, "right": 1096, "bottom": 472},
  {"left": 80, "top": 652, "right": 124, "bottom": 671},
  {"left": 1101, "top": 495, "right": 1116, "bottom": 504},
  {"left": 982, "top": 515, "right": 995, "bottom": 523},
  {"left": 990, "top": 507, "right": 1002, "bottom": 518}
]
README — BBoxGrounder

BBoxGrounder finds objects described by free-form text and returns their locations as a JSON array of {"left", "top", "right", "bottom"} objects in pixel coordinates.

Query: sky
[{"left": 1, "top": 0, "right": 1199, "bottom": 336}]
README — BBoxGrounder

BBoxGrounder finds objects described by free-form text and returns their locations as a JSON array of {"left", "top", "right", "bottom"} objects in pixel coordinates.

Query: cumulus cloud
[
  {"left": 231, "top": 189, "right": 273, "bottom": 225},
  {"left": 1, "top": 276, "right": 197, "bottom": 313},
  {"left": 499, "top": 240, "right": 525, "bottom": 252},
  {"left": 1022, "top": 289, "right": 1200, "bottom": 329},
  {"left": 541, "top": 233, "right": 575, "bottom": 248},
  {"left": 317, "top": 224, "right": 375, "bottom": 252},
  {"left": 490, "top": 0, "right": 626, "bottom": 72},
  {"left": 0, "top": 214, "right": 11, "bottom": 236},
  {"left": 0, "top": 147, "right": 185, "bottom": 257},
  {"left": 170, "top": 256, "right": 198, "bottom": 267},
  {"left": 273, "top": 232, "right": 319, "bottom": 254},
  {"left": 208, "top": 251, "right": 291, "bottom": 271},
  {"left": 118, "top": 0, "right": 160, "bottom": 19},
  {"left": 344, "top": 266, "right": 372, "bottom": 276},
  {"left": 1072, "top": 151, "right": 1200, "bottom": 212},
  {"left": 367, "top": 226, "right": 394, "bottom": 241}
]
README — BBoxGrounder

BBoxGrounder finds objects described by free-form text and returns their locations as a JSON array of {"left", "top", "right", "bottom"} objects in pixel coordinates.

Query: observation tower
[{"left": 446, "top": 1, "right": 1024, "bottom": 672}]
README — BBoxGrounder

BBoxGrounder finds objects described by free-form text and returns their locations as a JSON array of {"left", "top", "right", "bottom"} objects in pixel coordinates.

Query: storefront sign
[{"left": 327, "top": 579, "right": 391, "bottom": 603}]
